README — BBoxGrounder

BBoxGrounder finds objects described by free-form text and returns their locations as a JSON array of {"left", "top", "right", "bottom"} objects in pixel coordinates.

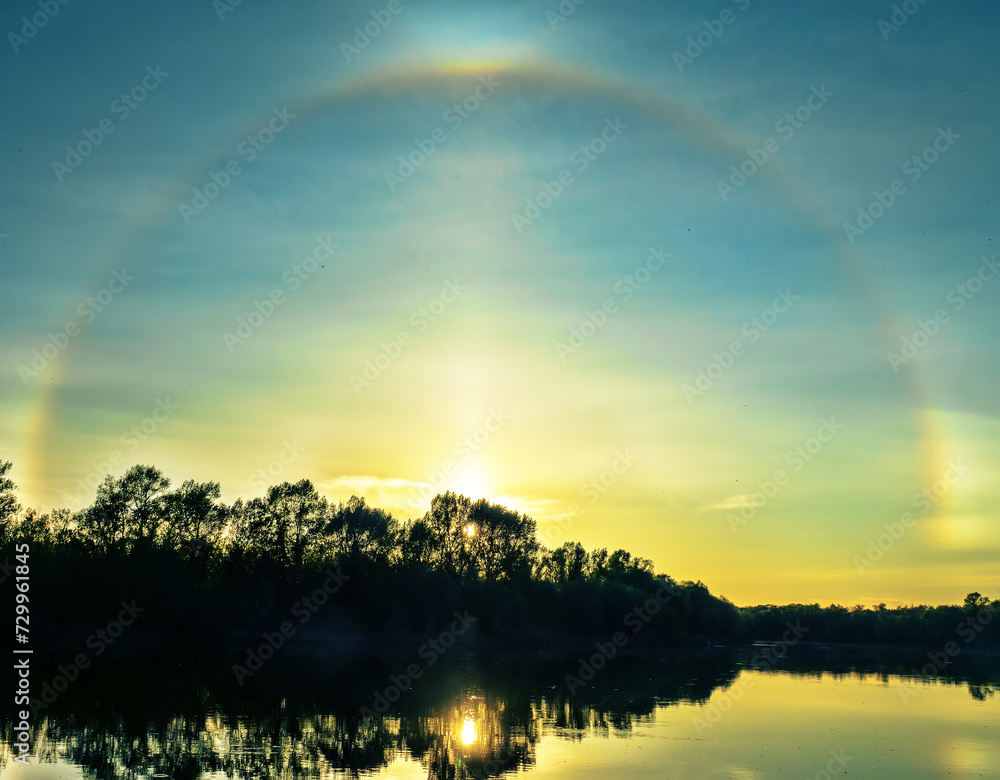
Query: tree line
[
  {"left": 0, "top": 460, "right": 995, "bottom": 651},
  {"left": 1, "top": 461, "right": 655, "bottom": 585}
]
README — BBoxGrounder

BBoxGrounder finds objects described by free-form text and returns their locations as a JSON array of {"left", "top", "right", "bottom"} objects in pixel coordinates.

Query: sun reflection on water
[{"left": 461, "top": 718, "right": 477, "bottom": 745}]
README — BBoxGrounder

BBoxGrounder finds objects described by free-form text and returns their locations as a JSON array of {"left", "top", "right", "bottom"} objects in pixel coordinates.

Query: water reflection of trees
[
  {"left": 2, "top": 651, "right": 738, "bottom": 780},
  {"left": 741, "top": 643, "right": 1000, "bottom": 699},
  {"left": 5, "top": 648, "right": 996, "bottom": 780},
  {"left": 968, "top": 684, "right": 996, "bottom": 701},
  {"left": 25, "top": 703, "right": 535, "bottom": 780}
]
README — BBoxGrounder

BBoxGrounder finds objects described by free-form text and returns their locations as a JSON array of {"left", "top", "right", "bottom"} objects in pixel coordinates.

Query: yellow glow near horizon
[{"left": 461, "top": 718, "right": 477, "bottom": 745}]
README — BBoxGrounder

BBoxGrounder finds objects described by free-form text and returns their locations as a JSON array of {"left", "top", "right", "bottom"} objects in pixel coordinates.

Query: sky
[{"left": 1, "top": 0, "right": 997, "bottom": 607}]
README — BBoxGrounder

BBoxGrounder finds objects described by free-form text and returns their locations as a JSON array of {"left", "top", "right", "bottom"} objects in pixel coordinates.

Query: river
[{"left": 3, "top": 646, "right": 997, "bottom": 779}]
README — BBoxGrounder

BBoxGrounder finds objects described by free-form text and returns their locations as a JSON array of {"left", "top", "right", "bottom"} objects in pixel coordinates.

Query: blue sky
[{"left": 1, "top": 0, "right": 998, "bottom": 605}]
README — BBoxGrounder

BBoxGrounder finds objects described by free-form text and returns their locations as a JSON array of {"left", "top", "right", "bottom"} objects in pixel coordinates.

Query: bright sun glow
[
  {"left": 452, "top": 462, "right": 491, "bottom": 500},
  {"left": 461, "top": 718, "right": 477, "bottom": 745}
]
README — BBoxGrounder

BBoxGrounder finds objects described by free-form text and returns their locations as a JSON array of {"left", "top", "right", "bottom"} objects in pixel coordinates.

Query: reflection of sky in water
[
  {"left": 532, "top": 672, "right": 999, "bottom": 779},
  {"left": 2, "top": 670, "right": 997, "bottom": 779}
]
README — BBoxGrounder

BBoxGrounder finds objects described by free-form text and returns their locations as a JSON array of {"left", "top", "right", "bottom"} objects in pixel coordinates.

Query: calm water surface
[{"left": 3, "top": 648, "right": 997, "bottom": 779}]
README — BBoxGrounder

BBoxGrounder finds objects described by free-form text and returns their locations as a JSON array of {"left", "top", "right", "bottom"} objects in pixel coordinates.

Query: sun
[{"left": 451, "top": 462, "right": 491, "bottom": 500}]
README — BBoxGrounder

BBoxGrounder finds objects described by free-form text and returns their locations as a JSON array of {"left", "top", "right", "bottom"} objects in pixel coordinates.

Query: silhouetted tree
[
  {"left": 224, "top": 496, "right": 269, "bottom": 565},
  {"left": 0, "top": 460, "right": 21, "bottom": 544},
  {"left": 264, "top": 480, "right": 328, "bottom": 567},
  {"left": 400, "top": 518, "right": 433, "bottom": 568},
  {"left": 467, "top": 499, "right": 539, "bottom": 582},
  {"left": 964, "top": 592, "right": 990, "bottom": 610},
  {"left": 327, "top": 495, "right": 398, "bottom": 568},
  {"left": 161, "top": 479, "right": 226, "bottom": 570},
  {"left": 424, "top": 491, "right": 472, "bottom": 576},
  {"left": 585, "top": 547, "right": 609, "bottom": 580},
  {"left": 79, "top": 464, "right": 171, "bottom": 553},
  {"left": 541, "top": 542, "right": 587, "bottom": 584}
]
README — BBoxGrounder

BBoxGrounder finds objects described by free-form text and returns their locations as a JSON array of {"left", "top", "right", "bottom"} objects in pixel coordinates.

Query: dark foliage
[{"left": 1, "top": 460, "right": 996, "bottom": 651}]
